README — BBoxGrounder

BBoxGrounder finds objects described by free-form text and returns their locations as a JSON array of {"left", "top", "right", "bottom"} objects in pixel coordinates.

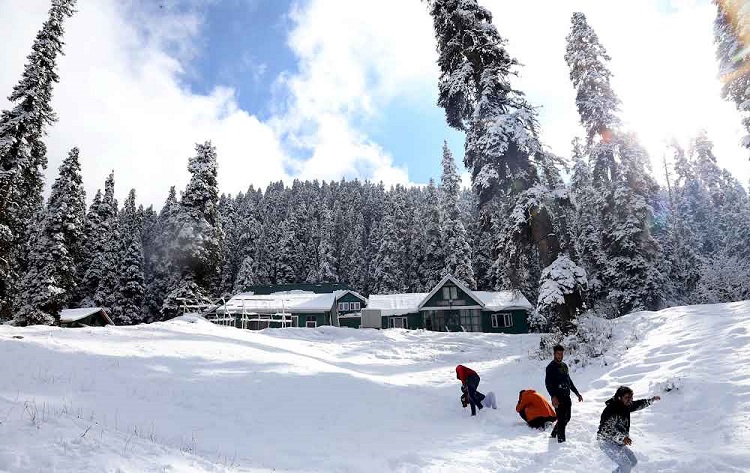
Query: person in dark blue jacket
[
  {"left": 544, "top": 344, "right": 583, "bottom": 443},
  {"left": 597, "top": 386, "right": 660, "bottom": 472}
]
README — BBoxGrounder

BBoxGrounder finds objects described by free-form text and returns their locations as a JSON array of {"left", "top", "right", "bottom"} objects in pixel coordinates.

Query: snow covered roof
[
  {"left": 418, "top": 274, "right": 482, "bottom": 310},
  {"left": 367, "top": 293, "right": 428, "bottom": 316},
  {"left": 367, "top": 274, "right": 533, "bottom": 316},
  {"left": 333, "top": 290, "right": 366, "bottom": 302},
  {"left": 473, "top": 291, "right": 533, "bottom": 312},
  {"left": 60, "top": 308, "right": 114, "bottom": 325},
  {"left": 220, "top": 290, "right": 335, "bottom": 314}
]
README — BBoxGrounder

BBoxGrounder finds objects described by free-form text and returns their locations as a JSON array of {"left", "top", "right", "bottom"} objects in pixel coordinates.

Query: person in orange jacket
[{"left": 516, "top": 389, "right": 557, "bottom": 429}]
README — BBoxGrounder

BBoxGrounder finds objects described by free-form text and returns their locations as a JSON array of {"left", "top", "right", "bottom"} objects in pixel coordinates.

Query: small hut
[{"left": 59, "top": 308, "right": 114, "bottom": 328}]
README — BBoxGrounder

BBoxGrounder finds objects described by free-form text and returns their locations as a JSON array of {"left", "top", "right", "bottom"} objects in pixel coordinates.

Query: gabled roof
[
  {"left": 333, "top": 290, "right": 366, "bottom": 303},
  {"left": 367, "top": 274, "right": 533, "bottom": 315},
  {"left": 60, "top": 308, "right": 114, "bottom": 325},
  {"left": 417, "top": 274, "right": 484, "bottom": 310}
]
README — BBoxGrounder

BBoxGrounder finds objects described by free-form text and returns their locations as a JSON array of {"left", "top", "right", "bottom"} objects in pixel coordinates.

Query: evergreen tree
[
  {"left": 565, "top": 12, "right": 662, "bottom": 316},
  {"left": 714, "top": 0, "right": 750, "bottom": 151},
  {"left": 113, "top": 189, "right": 145, "bottom": 325},
  {"left": 0, "top": 0, "right": 77, "bottom": 316},
  {"left": 217, "top": 194, "right": 239, "bottom": 295},
  {"left": 685, "top": 132, "right": 723, "bottom": 254},
  {"left": 565, "top": 12, "right": 621, "bottom": 147},
  {"left": 233, "top": 255, "right": 256, "bottom": 293},
  {"left": 419, "top": 179, "right": 444, "bottom": 290},
  {"left": 404, "top": 188, "right": 426, "bottom": 292},
  {"left": 655, "top": 143, "right": 702, "bottom": 304},
  {"left": 171, "top": 142, "right": 224, "bottom": 295},
  {"left": 275, "top": 218, "right": 299, "bottom": 284},
  {"left": 13, "top": 147, "right": 86, "bottom": 325},
  {"left": 80, "top": 172, "right": 119, "bottom": 309},
  {"left": 363, "top": 183, "right": 386, "bottom": 294},
  {"left": 339, "top": 210, "right": 367, "bottom": 290},
  {"left": 440, "top": 143, "right": 475, "bottom": 289},
  {"left": 599, "top": 135, "right": 663, "bottom": 314},
  {"left": 569, "top": 139, "right": 604, "bottom": 301},
  {"left": 315, "top": 206, "right": 338, "bottom": 282},
  {"left": 371, "top": 190, "right": 407, "bottom": 294},
  {"left": 144, "top": 187, "right": 179, "bottom": 320}
]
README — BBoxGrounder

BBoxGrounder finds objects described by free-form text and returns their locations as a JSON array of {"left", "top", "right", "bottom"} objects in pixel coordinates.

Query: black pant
[
  {"left": 553, "top": 395, "right": 572, "bottom": 437},
  {"left": 527, "top": 416, "right": 556, "bottom": 429},
  {"left": 463, "top": 374, "right": 485, "bottom": 415}
]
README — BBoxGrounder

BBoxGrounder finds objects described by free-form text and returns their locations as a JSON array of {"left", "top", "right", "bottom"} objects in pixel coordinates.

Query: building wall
[
  {"left": 232, "top": 311, "right": 332, "bottom": 329},
  {"left": 338, "top": 317, "right": 361, "bottom": 328},
  {"left": 335, "top": 292, "right": 365, "bottom": 328},
  {"left": 381, "top": 313, "right": 423, "bottom": 330},
  {"left": 336, "top": 292, "right": 365, "bottom": 308},
  {"left": 481, "top": 310, "right": 529, "bottom": 334}
]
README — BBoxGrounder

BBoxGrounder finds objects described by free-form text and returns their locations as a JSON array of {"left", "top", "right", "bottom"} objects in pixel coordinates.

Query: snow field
[{"left": 0, "top": 302, "right": 748, "bottom": 472}]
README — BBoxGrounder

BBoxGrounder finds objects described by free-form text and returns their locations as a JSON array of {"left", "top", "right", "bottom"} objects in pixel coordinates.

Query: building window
[
  {"left": 351, "top": 302, "right": 360, "bottom": 311},
  {"left": 491, "top": 313, "right": 513, "bottom": 328},
  {"left": 306, "top": 316, "right": 317, "bottom": 328},
  {"left": 459, "top": 309, "right": 481, "bottom": 332},
  {"left": 442, "top": 286, "right": 459, "bottom": 300},
  {"left": 390, "top": 317, "right": 407, "bottom": 328},
  {"left": 340, "top": 302, "right": 350, "bottom": 311}
]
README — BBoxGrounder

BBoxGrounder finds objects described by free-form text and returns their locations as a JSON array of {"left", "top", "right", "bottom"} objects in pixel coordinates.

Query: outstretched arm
[{"left": 630, "top": 396, "right": 660, "bottom": 412}]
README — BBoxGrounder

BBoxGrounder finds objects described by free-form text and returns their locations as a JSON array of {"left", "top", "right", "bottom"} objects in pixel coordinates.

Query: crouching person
[
  {"left": 597, "top": 386, "right": 660, "bottom": 473},
  {"left": 455, "top": 365, "right": 485, "bottom": 416},
  {"left": 516, "top": 389, "right": 557, "bottom": 429}
]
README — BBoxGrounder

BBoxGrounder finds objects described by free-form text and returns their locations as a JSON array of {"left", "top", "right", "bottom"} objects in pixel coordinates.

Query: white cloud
[
  {"left": 467, "top": 0, "right": 748, "bottom": 183},
  {"left": 271, "top": 0, "right": 439, "bottom": 187},
  {"left": 280, "top": 0, "right": 749, "bottom": 185},
  {"left": 0, "top": 0, "right": 290, "bottom": 208}
]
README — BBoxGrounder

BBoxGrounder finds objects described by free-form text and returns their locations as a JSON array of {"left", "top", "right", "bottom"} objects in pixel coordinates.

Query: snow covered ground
[{"left": 0, "top": 301, "right": 748, "bottom": 472}]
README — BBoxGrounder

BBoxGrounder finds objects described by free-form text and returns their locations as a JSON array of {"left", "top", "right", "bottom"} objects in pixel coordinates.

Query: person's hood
[{"left": 605, "top": 397, "right": 617, "bottom": 406}]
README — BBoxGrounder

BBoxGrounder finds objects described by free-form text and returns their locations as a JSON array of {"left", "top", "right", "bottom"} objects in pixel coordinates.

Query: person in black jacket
[
  {"left": 545, "top": 344, "right": 583, "bottom": 443},
  {"left": 597, "top": 386, "right": 660, "bottom": 473}
]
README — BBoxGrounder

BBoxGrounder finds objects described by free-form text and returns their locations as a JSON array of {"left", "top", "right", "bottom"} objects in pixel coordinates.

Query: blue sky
[
  {"left": 1, "top": 0, "right": 748, "bottom": 207},
  {"left": 169, "top": 0, "right": 464, "bottom": 185}
]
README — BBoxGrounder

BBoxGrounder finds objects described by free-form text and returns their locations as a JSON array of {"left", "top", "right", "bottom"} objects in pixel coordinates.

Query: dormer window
[{"left": 442, "top": 286, "right": 458, "bottom": 300}]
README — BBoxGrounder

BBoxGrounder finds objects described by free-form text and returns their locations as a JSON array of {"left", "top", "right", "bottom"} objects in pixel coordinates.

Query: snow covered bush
[
  {"left": 693, "top": 253, "right": 750, "bottom": 304},
  {"left": 537, "top": 312, "right": 614, "bottom": 367},
  {"left": 536, "top": 255, "right": 587, "bottom": 332},
  {"left": 160, "top": 279, "right": 212, "bottom": 320}
]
